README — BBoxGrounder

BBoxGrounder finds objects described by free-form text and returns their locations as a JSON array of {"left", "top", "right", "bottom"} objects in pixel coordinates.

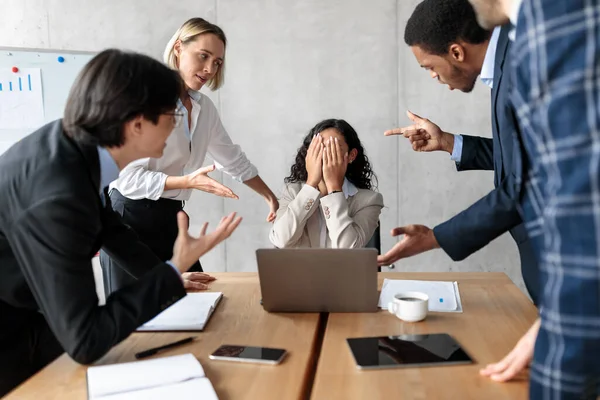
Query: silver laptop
[{"left": 256, "top": 248, "right": 379, "bottom": 313}]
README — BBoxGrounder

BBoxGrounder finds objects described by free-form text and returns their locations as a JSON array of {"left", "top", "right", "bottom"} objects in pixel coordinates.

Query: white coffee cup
[{"left": 387, "top": 291, "right": 429, "bottom": 322}]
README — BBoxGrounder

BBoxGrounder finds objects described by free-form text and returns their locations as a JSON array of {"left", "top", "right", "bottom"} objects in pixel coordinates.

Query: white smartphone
[{"left": 209, "top": 345, "right": 287, "bottom": 365}]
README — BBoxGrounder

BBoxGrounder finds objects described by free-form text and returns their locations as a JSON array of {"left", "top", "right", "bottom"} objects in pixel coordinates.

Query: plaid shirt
[{"left": 510, "top": 0, "right": 600, "bottom": 398}]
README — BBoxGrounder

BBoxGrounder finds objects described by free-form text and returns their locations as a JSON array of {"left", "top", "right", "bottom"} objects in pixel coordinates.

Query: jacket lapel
[
  {"left": 491, "top": 25, "right": 511, "bottom": 185},
  {"left": 492, "top": 26, "right": 510, "bottom": 117}
]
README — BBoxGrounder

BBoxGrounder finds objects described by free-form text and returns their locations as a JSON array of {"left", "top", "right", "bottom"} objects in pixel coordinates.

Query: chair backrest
[
  {"left": 365, "top": 222, "right": 381, "bottom": 253},
  {"left": 365, "top": 222, "right": 381, "bottom": 272}
]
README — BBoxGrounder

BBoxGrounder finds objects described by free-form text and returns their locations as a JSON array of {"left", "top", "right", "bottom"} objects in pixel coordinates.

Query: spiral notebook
[{"left": 137, "top": 292, "right": 223, "bottom": 331}]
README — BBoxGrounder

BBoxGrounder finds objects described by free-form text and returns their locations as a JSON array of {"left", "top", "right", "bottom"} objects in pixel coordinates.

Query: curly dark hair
[
  {"left": 404, "top": 0, "right": 491, "bottom": 55},
  {"left": 285, "top": 119, "right": 377, "bottom": 190}
]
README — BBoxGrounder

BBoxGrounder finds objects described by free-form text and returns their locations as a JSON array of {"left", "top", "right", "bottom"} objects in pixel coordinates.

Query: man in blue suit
[{"left": 379, "top": 0, "right": 539, "bottom": 305}]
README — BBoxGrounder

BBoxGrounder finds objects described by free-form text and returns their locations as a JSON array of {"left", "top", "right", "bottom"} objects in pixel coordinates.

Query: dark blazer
[
  {"left": 0, "top": 120, "right": 186, "bottom": 365},
  {"left": 432, "top": 25, "right": 539, "bottom": 303}
]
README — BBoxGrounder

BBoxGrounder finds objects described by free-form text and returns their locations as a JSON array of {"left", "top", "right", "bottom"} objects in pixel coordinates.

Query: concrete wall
[{"left": 1, "top": 0, "right": 525, "bottom": 291}]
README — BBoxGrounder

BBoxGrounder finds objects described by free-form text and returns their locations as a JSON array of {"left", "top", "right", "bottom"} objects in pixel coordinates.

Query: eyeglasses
[{"left": 164, "top": 112, "right": 185, "bottom": 128}]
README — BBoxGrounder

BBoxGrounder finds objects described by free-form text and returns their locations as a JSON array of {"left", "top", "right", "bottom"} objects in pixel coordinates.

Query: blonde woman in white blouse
[
  {"left": 270, "top": 119, "right": 383, "bottom": 249},
  {"left": 100, "top": 18, "right": 278, "bottom": 294}
]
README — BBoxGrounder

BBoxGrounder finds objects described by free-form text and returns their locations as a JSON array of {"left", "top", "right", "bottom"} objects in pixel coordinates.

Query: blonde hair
[{"left": 164, "top": 18, "right": 227, "bottom": 91}]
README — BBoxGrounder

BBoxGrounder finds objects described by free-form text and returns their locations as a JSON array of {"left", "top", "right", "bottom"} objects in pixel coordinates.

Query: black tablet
[{"left": 346, "top": 333, "right": 473, "bottom": 370}]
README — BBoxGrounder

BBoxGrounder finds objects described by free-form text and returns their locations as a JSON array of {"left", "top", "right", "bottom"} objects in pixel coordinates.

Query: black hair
[
  {"left": 63, "top": 49, "right": 181, "bottom": 147},
  {"left": 285, "top": 119, "right": 377, "bottom": 191},
  {"left": 404, "top": 0, "right": 491, "bottom": 55}
]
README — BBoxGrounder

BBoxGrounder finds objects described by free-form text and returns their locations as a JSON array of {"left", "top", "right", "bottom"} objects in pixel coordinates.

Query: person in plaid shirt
[{"left": 468, "top": 0, "right": 600, "bottom": 398}]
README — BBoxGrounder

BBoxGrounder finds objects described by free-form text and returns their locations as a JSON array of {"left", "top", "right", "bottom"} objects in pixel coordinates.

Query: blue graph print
[{"left": 0, "top": 74, "right": 33, "bottom": 92}]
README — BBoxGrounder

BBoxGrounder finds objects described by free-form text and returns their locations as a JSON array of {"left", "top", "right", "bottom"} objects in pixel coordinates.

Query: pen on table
[{"left": 135, "top": 336, "right": 197, "bottom": 359}]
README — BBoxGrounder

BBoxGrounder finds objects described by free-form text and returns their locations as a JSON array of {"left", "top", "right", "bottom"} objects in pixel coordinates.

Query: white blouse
[{"left": 110, "top": 90, "right": 258, "bottom": 201}]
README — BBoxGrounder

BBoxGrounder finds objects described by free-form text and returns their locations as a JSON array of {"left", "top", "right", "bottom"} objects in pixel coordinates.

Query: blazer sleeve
[
  {"left": 269, "top": 184, "right": 321, "bottom": 248},
  {"left": 433, "top": 169, "right": 523, "bottom": 261},
  {"left": 319, "top": 191, "right": 384, "bottom": 249},
  {"left": 456, "top": 135, "right": 495, "bottom": 171},
  {"left": 6, "top": 194, "right": 186, "bottom": 365}
]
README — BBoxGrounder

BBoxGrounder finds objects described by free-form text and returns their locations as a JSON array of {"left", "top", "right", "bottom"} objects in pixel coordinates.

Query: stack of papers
[
  {"left": 138, "top": 292, "right": 223, "bottom": 331},
  {"left": 378, "top": 279, "right": 463, "bottom": 313},
  {"left": 87, "top": 353, "right": 218, "bottom": 400}
]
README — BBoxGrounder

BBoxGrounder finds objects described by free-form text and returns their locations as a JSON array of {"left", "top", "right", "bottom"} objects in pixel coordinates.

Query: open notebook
[
  {"left": 137, "top": 292, "right": 223, "bottom": 331},
  {"left": 87, "top": 353, "right": 218, "bottom": 400}
]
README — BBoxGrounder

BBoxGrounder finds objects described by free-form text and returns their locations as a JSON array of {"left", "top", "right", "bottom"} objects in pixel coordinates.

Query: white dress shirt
[
  {"left": 110, "top": 90, "right": 258, "bottom": 201},
  {"left": 507, "top": 0, "right": 524, "bottom": 41},
  {"left": 479, "top": 26, "right": 501, "bottom": 89},
  {"left": 451, "top": 26, "right": 501, "bottom": 161}
]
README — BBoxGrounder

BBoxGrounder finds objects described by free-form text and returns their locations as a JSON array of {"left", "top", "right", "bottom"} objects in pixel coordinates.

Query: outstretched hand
[
  {"left": 384, "top": 111, "right": 455, "bottom": 154},
  {"left": 171, "top": 212, "right": 242, "bottom": 273},
  {"left": 186, "top": 164, "right": 239, "bottom": 199},
  {"left": 377, "top": 224, "right": 440, "bottom": 266}
]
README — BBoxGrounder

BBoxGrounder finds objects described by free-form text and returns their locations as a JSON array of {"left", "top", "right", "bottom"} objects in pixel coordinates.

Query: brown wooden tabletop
[
  {"left": 5, "top": 273, "right": 321, "bottom": 400},
  {"left": 310, "top": 272, "right": 537, "bottom": 400}
]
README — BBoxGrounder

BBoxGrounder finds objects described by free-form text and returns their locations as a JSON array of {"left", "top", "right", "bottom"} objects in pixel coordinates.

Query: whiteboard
[{"left": 0, "top": 47, "right": 95, "bottom": 155}]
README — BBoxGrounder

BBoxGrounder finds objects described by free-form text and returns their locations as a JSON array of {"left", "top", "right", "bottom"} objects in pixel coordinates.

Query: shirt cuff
[
  {"left": 450, "top": 134, "right": 463, "bottom": 162},
  {"left": 166, "top": 260, "right": 183, "bottom": 282}
]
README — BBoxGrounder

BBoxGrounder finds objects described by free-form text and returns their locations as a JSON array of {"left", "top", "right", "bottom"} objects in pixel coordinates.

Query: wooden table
[
  {"left": 5, "top": 273, "right": 322, "bottom": 400},
  {"left": 310, "top": 272, "right": 538, "bottom": 400},
  {"left": 6, "top": 272, "right": 537, "bottom": 400}
]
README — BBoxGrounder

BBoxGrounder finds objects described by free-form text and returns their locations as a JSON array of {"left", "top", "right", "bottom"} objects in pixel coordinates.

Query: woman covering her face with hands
[{"left": 269, "top": 119, "right": 383, "bottom": 249}]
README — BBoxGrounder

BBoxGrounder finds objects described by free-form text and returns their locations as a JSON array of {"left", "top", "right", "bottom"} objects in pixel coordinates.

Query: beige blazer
[{"left": 269, "top": 182, "right": 384, "bottom": 249}]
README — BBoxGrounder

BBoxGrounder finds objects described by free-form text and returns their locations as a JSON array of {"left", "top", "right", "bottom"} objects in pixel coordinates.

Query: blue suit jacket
[{"left": 432, "top": 25, "right": 539, "bottom": 303}]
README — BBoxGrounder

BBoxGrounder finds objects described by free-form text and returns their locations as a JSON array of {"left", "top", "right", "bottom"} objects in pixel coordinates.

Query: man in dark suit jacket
[
  {"left": 0, "top": 49, "right": 241, "bottom": 396},
  {"left": 380, "top": 0, "right": 538, "bottom": 304}
]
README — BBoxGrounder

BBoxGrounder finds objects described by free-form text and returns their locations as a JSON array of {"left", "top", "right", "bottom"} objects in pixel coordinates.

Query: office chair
[{"left": 365, "top": 222, "right": 381, "bottom": 272}]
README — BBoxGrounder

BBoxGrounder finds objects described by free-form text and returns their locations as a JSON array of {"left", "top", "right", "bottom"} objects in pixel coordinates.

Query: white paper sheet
[
  {"left": 379, "top": 279, "right": 463, "bottom": 313},
  {"left": 138, "top": 292, "right": 223, "bottom": 331},
  {"left": 99, "top": 378, "right": 218, "bottom": 400},
  {"left": 87, "top": 354, "right": 206, "bottom": 399},
  {"left": 0, "top": 68, "right": 44, "bottom": 129}
]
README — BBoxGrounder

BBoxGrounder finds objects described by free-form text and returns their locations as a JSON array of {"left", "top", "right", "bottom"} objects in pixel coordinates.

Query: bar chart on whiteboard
[{"left": 0, "top": 68, "right": 44, "bottom": 130}]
